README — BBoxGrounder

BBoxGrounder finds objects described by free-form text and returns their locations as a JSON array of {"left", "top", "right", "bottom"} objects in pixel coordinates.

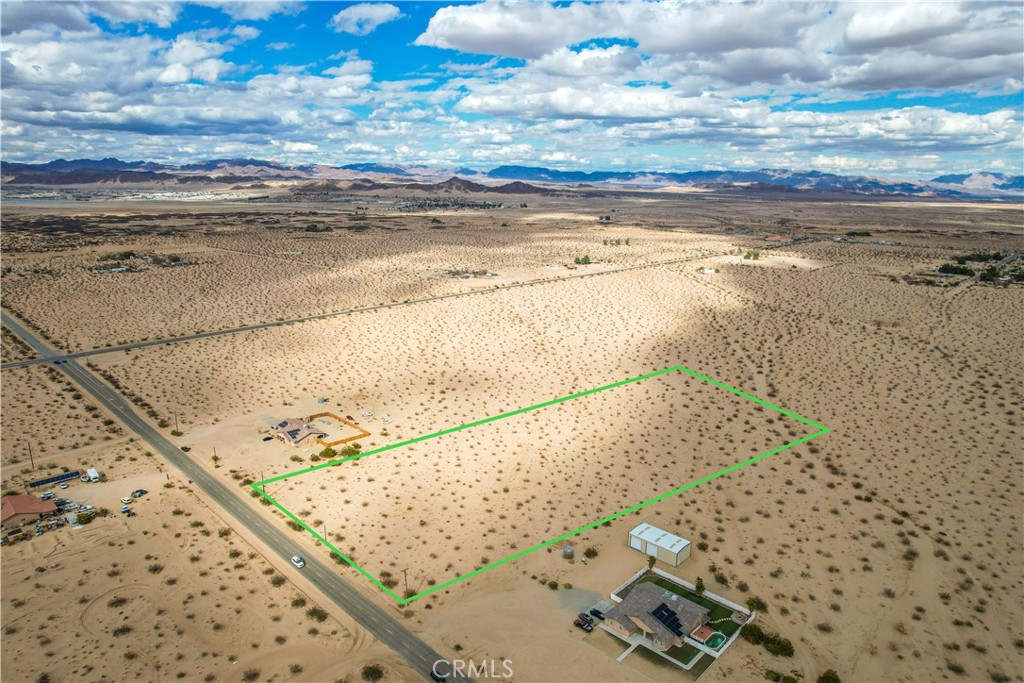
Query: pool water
[{"left": 706, "top": 632, "right": 726, "bottom": 649}]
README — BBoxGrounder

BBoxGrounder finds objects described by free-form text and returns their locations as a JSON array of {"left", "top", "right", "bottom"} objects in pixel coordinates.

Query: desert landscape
[{"left": 2, "top": 189, "right": 1021, "bottom": 683}]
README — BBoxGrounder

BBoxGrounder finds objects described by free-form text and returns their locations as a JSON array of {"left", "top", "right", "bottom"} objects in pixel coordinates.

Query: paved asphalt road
[
  {"left": 1, "top": 252, "right": 710, "bottom": 370},
  {"left": 2, "top": 311, "right": 454, "bottom": 681}
]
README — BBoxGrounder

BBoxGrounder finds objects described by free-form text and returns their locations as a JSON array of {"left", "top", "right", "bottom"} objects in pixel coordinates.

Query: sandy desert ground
[
  {"left": 0, "top": 438, "right": 415, "bottom": 683},
  {"left": 2, "top": 192, "right": 1022, "bottom": 683},
  {"left": 263, "top": 369, "right": 813, "bottom": 598}
]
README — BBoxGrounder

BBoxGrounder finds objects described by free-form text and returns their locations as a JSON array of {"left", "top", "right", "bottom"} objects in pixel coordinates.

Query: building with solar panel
[
  {"left": 271, "top": 418, "right": 327, "bottom": 447},
  {"left": 604, "top": 581, "right": 710, "bottom": 651}
]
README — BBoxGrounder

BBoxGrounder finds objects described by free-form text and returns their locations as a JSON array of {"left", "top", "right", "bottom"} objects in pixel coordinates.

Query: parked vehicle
[
  {"left": 120, "top": 497, "right": 133, "bottom": 504},
  {"left": 40, "top": 492, "right": 55, "bottom": 501},
  {"left": 59, "top": 483, "right": 69, "bottom": 489},
  {"left": 131, "top": 489, "right": 148, "bottom": 498},
  {"left": 180, "top": 446, "right": 191, "bottom": 452},
  {"left": 589, "top": 608, "right": 605, "bottom": 620},
  {"left": 578, "top": 612, "right": 594, "bottom": 626},
  {"left": 87, "top": 468, "right": 101, "bottom": 483},
  {"left": 573, "top": 618, "right": 593, "bottom": 632}
]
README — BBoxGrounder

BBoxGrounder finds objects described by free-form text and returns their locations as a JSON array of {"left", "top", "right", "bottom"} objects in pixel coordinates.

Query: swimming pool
[{"left": 705, "top": 632, "right": 727, "bottom": 649}]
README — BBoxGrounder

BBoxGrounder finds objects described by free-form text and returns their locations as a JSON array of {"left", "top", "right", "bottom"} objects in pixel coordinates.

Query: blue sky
[{"left": 2, "top": 1, "right": 1022, "bottom": 178}]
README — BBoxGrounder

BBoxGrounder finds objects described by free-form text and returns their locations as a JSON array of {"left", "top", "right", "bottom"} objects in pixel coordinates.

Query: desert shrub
[
  {"left": 747, "top": 596, "right": 768, "bottom": 612},
  {"left": 270, "top": 575, "right": 286, "bottom": 587},
  {"left": 242, "top": 668, "right": 260, "bottom": 682},
  {"left": 818, "top": 670, "right": 841, "bottom": 683},
  {"left": 362, "top": 664, "right": 384, "bottom": 682},
  {"left": 583, "top": 547, "right": 599, "bottom": 559},
  {"left": 306, "top": 606, "right": 328, "bottom": 622},
  {"left": 742, "top": 624, "right": 794, "bottom": 657}
]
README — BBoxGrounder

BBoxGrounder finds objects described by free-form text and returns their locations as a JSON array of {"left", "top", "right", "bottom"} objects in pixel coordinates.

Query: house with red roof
[{"left": 2, "top": 495, "right": 59, "bottom": 538}]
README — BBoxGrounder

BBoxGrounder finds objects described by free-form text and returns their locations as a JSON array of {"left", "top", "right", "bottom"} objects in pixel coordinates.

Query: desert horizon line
[{"left": 3, "top": 155, "right": 1020, "bottom": 185}]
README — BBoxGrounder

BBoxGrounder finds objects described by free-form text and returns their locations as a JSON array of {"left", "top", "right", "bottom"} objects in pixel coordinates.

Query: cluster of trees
[
  {"left": 938, "top": 263, "right": 975, "bottom": 276},
  {"left": 573, "top": 255, "right": 592, "bottom": 265},
  {"left": 151, "top": 253, "right": 184, "bottom": 266},
  {"left": 100, "top": 250, "right": 142, "bottom": 261},
  {"left": 599, "top": 214, "right": 612, "bottom": 221},
  {"left": 602, "top": 238, "right": 630, "bottom": 245},
  {"left": 954, "top": 251, "right": 1002, "bottom": 264},
  {"left": 744, "top": 250, "right": 761, "bottom": 260},
  {"left": 845, "top": 231, "right": 872, "bottom": 237},
  {"left": 979, "top": 267, "right": 1002, "bottom": 282},
  {"left": 304, "top": 223, "right": 332, "bottom": 232}
]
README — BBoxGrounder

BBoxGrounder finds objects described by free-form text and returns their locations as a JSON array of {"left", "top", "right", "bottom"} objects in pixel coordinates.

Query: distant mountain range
[{"left": 2, "top": 157, "right": 1021, "bottom": 198}]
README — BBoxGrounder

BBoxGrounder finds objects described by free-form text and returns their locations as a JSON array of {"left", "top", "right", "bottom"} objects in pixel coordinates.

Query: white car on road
[{"left": 291, "top": 556, "right": 305, "bottom": 568}]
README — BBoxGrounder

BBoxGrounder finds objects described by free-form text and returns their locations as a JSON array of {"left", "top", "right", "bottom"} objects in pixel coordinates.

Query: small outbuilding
[{"left": 628, "top": 523, "right": 691, "bottom": 566}]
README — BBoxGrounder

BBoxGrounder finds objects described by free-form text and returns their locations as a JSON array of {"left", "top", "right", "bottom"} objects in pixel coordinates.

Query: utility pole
[
  {"left": 27, "top": 443, "right": 35, "bottom": 470},
  {"left": 401, "top": 567, "right": 408, "bottom": 596},
  {"left": 174, "top": 413, "right": 179, "bottom": 433}
]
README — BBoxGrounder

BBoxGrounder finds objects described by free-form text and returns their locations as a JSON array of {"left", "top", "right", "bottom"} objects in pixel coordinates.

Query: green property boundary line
[{"left": 251, "top": 365, "right": 829, "bottom": 604}]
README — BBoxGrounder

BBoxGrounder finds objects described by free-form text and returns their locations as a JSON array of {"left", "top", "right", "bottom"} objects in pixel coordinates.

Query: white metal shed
[{"left": 628, "top": 523, "right": 692, "bottom": 566}]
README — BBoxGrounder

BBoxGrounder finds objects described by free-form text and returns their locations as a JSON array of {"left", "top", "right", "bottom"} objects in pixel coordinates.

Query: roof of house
[
  {"left": 273, "top": 418, "right": 327, "bottom": 443},
  {"left": 630, "top": 523, "right": 690, "bottom": 553},
  {"left": 1, "top": 495, "right": 58, "bottom": 523},
  {"left": 606, "top": 581, "right": 709, "bottom": 645}
]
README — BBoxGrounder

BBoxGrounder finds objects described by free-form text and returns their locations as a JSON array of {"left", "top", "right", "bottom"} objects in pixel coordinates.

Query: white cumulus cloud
[{"left": 329, "top": 3, "right": 402, "bottom": 36}]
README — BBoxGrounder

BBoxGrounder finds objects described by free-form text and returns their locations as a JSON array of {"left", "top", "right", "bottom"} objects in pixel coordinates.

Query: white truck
[{"left": 87, "top": 468, "right": 101, "bottom": 483}]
